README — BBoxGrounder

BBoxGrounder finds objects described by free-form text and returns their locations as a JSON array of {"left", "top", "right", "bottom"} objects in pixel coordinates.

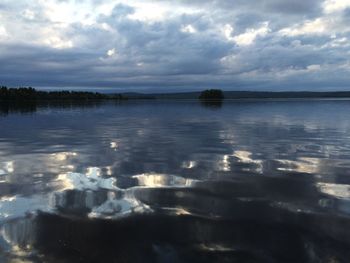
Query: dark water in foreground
[{"left": 1, "top": 100, "right": 350, "bottom": 262}]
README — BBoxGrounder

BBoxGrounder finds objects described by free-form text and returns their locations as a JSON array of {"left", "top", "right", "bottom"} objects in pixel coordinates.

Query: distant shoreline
[
  {"left": 124, "top": 91, "right": 350, "bottom": 100},
  {"left": 2, "top": 86, "right": 350, "bottom": 101}
]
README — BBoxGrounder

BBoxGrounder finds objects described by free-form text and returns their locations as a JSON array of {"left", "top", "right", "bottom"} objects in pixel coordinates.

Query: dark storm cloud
[
  {"left": 0, "top": 0, "right": 350, "bottom": 91},
  {"left": 156, "top": 0, "right": 323, "bottom": 16},
  {"left": 264, "top": 0, "right": 322, "bottom": 15}
]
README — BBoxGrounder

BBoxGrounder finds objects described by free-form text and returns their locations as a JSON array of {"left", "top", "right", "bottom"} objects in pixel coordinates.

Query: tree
[{"left": 199, "top": 89, "right": 224, "bottom": 100}]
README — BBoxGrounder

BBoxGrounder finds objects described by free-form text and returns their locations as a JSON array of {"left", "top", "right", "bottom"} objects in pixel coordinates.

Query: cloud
[
  {"left": 0, "top": 0, "right": 349, "bottom": 91},
  {"left": 0, "top": 26, "right": 8, "bottom": 40},
  {"left": 232, "top": 22, "right": 270, "bottom": 46},
  {"left": 106, "top": 48, "right": 116, "bottom": 57},
  {"left": 323, "top": 0, "right": 350, "bottom": 13}
]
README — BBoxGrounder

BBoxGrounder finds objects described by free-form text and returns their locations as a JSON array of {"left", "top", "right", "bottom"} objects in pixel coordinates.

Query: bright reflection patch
[
  {"left": 57, "top": 169, "right": 116, "bottom": 191},
  {"left": 317, "top": 183, "right": 350, "bottom": 199},
  {"left": 133, "top": 173, "right": 196, "bottom": 187}
]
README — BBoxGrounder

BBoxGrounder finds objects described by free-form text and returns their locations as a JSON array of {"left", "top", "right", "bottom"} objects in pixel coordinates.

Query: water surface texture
[{"left": 1, "top": 100, "right": 350, "bottom": 262}]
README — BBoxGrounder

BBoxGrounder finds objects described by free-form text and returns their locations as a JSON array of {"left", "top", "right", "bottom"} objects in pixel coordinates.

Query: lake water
[{"left": 1, "top": 99, "right": 350, "bottom": 262}]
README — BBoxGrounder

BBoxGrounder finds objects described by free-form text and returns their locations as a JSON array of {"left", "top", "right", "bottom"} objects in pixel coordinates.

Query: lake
[{"left": 1, "top": 99, "right": 350, "bottom": 262}]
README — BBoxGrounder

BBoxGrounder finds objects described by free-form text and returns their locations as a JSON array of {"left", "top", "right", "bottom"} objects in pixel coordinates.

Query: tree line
[{"left": 0, "top": 86, "right": 126, "bottom": 101}]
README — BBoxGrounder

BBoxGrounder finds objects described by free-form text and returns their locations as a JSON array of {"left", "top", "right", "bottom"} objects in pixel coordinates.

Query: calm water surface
[{"left": 1, "top": 100, "right": 350, "bottom": 262}]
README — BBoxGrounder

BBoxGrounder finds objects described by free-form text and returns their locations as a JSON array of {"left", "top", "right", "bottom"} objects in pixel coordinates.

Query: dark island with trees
[
  {"left": 199, "top": 89, "right": 224, "bottom": 100},
  {"left": 198, "top": 89, "right": 224, "bottom": 107}
]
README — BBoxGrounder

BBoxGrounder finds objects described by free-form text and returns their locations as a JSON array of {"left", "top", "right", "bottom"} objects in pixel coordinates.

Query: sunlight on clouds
[
  {"left": 327, "top": 37, "right": 349, "bottom": 48},
  {"left": 181, "top": 24, "right": 197, "bottom": 34},
  {"left": 274, "top": 64, "right": 323, "bottom": 79},
  {"left": 128, "top": 2, "right": 167, "bottom": 22},
  {"left": 233, "top": 22, "right": 270, "bottom": 46},
  {"left": 127, "top": 1, "right": 199, "bottom": 22},
  {"left": 107, "top": 48, "right": 116, "bottom": 57},
  {"left": 0, "top": 25, "right": 9, "bottom": 40},
  {"left": 279, "top": 18, "right": 327, "bottom": 36},
  {"left": 40, "top": 25, "right": 74, "bottom": 49},
  {"left": 22, "top": 9, "right": 35, "bottom": 20},
  {"left": 100, "top": 22, "right": 114, "bottom": 32},
  {"left": 323, "top": 0, "right": 350, "bottom": 13},
  {"left": 220, "top": 54, "right": 238, "bottom": 68},
  {"left": 223, "top": 24, "right": 234, "bottom": 41},
  {"left": 307, "top": 64, "right": 322, "bottom": 71},
  {"left": 40, "top": 0, "right": 78, "bottom": 23},
  {"left": 1, "top": 0, "right": 350, "bottom": 89},
  {"left": 39, "top": 0, "right": 95, "bottom": 25},
  {"left": 44, "top": 36, "right": 73, "bottom": 49}
]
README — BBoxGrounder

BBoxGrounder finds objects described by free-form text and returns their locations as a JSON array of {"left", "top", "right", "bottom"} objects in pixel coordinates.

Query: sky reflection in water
[{"left": 1, "top": 100, "right": 350, "bottom": 262}]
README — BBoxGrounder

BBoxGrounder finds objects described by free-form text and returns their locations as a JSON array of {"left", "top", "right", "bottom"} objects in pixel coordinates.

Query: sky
[{"left": 0, "top": 0, "right": 350, "bottom": 92}]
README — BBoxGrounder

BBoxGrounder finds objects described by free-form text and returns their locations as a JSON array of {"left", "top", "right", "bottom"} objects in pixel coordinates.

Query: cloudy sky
[{"left": 0, "top": 0, "right": 350, "bottom": 92}]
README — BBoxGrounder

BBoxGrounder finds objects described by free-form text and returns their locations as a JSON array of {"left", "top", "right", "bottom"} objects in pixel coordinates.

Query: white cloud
[
  {"left": 107, "top": 48, "right": 116, "bottom": 57},
  {"left": 222, "top": 24, "right": 234, "bottom": 41},
  {"left": 22, "top": 9, "right": 35, "bottom": 20},
  {"left": 272, "top": 64, "right": 324, "bottom": 79},
  {"left": 233, "top": 22, "right": 270, "bottom": 46},
  {"left": 307, "top": 64, "right": 321, "bottom": 71},
  {"left": 0, "top": 26, "right": 9, "bottom": 40},
  {"left": 127, "top": 2, "right": 167, "bottom": 22},
  {"left": 279, "top": 18, "right": 327, "bottom": 36},
  {"left": 181, "top": 24, "right": 196, "bottom": 34},
  {"left": 39, "top": 0, "right": 95, "bottom": 24},
  {"left": 322, "top": 37, "right": 349, "bottom": 48},
  {"left": 44, "top": 36, "right": 73, "bottom": 49},
  {"left": 100, "top": 22, "right": 114, "bottom": 32},
  {"left": 323, "top": 0, "right": 350, "bottom": 13}
]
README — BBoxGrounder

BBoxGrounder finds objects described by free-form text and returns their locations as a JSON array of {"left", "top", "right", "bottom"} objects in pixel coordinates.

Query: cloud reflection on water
[{"left": 1, "top": 100, "right": 350, "bottom": 261}]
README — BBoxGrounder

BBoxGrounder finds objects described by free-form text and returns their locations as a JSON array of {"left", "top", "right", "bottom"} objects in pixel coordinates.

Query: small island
[
  {"left": 198, "top": 89, "right": 224, "bottom": 107},
  {"left": 198, "top": 89, "right": 224, "bottom": 100}
]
